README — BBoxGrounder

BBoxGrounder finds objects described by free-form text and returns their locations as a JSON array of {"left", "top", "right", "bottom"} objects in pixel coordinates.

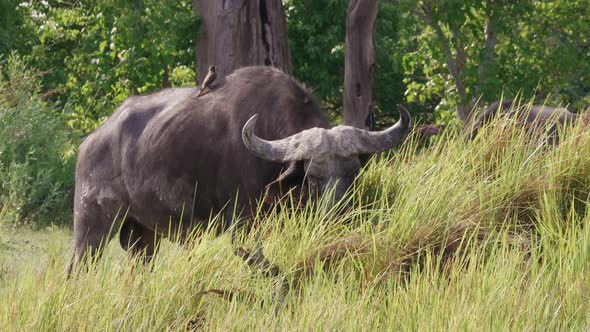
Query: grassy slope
[{"left": 1, "top": 118, "right": 590, "bottom": 330}]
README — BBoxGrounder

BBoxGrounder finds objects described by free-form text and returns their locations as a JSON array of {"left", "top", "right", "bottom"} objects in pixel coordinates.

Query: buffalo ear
[{"left": 263, "top": 161, "right": 304, "bottom": 204}]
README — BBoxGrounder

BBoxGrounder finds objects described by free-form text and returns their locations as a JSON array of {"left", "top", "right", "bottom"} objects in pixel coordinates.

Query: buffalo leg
[
  {"left": 119, "top": 218, "right": 160, "bottom": 265},
  {"left": 69, "top": 200, "right": 117, "bottom": 275}
]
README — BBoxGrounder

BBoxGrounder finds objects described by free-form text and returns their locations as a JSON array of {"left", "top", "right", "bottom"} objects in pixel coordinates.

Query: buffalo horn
[
  {"left": 242, "top": 114, "right": 321, "bottom": 162},
  {"left": 242, "top": 105, "right": 411, "bottom": 161},
  {"left": 331, "top": 105, "right": 411, "bottom": 155}
]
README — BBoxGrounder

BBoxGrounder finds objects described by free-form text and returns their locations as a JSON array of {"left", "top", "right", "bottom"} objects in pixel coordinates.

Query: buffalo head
[{"left": 242, "top": 106, "right": 411, "bottom": 204}]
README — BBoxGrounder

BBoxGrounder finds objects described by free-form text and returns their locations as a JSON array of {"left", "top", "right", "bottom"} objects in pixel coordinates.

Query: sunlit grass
[{"left": 1, "top": 105, "right": 590, "bottom": 330}]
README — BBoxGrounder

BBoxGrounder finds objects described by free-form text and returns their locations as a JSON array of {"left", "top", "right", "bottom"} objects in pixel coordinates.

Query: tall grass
[{"left": 1, "top": 104, "right": 590, "bottom": 330}]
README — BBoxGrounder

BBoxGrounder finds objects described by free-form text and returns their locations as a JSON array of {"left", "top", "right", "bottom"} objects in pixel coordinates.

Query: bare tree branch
[
  {"left": 418, "top": 1, "right": 470, "bottom": 121},
  {"left": 478, "top": 0, "right": 498, "bottom": 90}
]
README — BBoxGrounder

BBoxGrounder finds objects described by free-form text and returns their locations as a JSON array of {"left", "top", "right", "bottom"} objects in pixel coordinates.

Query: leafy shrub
[
  {"left": 0, "top": 54, "right": 76, "bottom": 226},
  {"left": 170, "top": 65, "right": 196, "bottom": 87}
]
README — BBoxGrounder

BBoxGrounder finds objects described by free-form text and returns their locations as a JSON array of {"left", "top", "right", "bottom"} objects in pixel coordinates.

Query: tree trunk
[
  {"left": 479, "top": 2, "right": 497, "bottom": 84},
  {"left": 192, "top": 0, "right": 292, "bottom": 84},
  {"left": 343, "top": 0, "right": 378, "bottom": 130}
]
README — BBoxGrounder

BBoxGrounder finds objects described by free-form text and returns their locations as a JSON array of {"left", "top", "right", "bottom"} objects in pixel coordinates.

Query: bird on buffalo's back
[{"left": 197, "top": 65, "right": 217, "bottom": 97}]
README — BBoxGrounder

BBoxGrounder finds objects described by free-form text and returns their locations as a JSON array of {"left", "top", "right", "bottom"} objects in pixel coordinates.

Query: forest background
[{"left": 0, "top": 0, "right": 588, "bottom": 227}]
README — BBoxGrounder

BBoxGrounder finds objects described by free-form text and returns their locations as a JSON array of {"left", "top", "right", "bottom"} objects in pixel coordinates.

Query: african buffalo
[
  {"left": 468, "top": 99, "right": 580, "bottom": 140},
  {"left": 72, "top": 66, "right": 411, "bottom": 267}
]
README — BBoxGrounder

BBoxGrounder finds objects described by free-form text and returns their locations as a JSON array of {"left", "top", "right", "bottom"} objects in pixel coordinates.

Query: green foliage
[
  {"left": 5, "top": 0, "right": 588, "bottom": 128},
  {"left": 10, "top": 0, "right": 197, "bottom": 132},
  {"left": 286, "top": 0, "right": 347, "bottom": 113},
  {"left": 0, "top": 54, "right": 75, "bottom": 225},
  {"left": 169, "top": 65, "right": 197, "bottom": 87},
  {"left": 374, "top": 2, "right": 406, "bottom": 122},
  {"left": 503, "top": 0, "right": 590, "bottom": 110},
  {"left": 286, "top": 0, "right": 406, "bottom": 122},
  {"left": 0, "top": 0, "right": 27, "bottom": 54},
  {"left": 399, "top": 0, "right": 590, "bottom": 122}
]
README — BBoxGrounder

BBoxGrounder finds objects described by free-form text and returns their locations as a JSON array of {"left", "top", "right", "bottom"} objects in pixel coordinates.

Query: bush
[{"left": 0, "top": 54, "right": 76, "bottom": 226}]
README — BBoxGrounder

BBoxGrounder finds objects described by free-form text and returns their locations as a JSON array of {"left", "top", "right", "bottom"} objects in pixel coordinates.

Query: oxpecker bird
[{"left": 197, "top": 65, "right": 217, "bottom": 97}]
